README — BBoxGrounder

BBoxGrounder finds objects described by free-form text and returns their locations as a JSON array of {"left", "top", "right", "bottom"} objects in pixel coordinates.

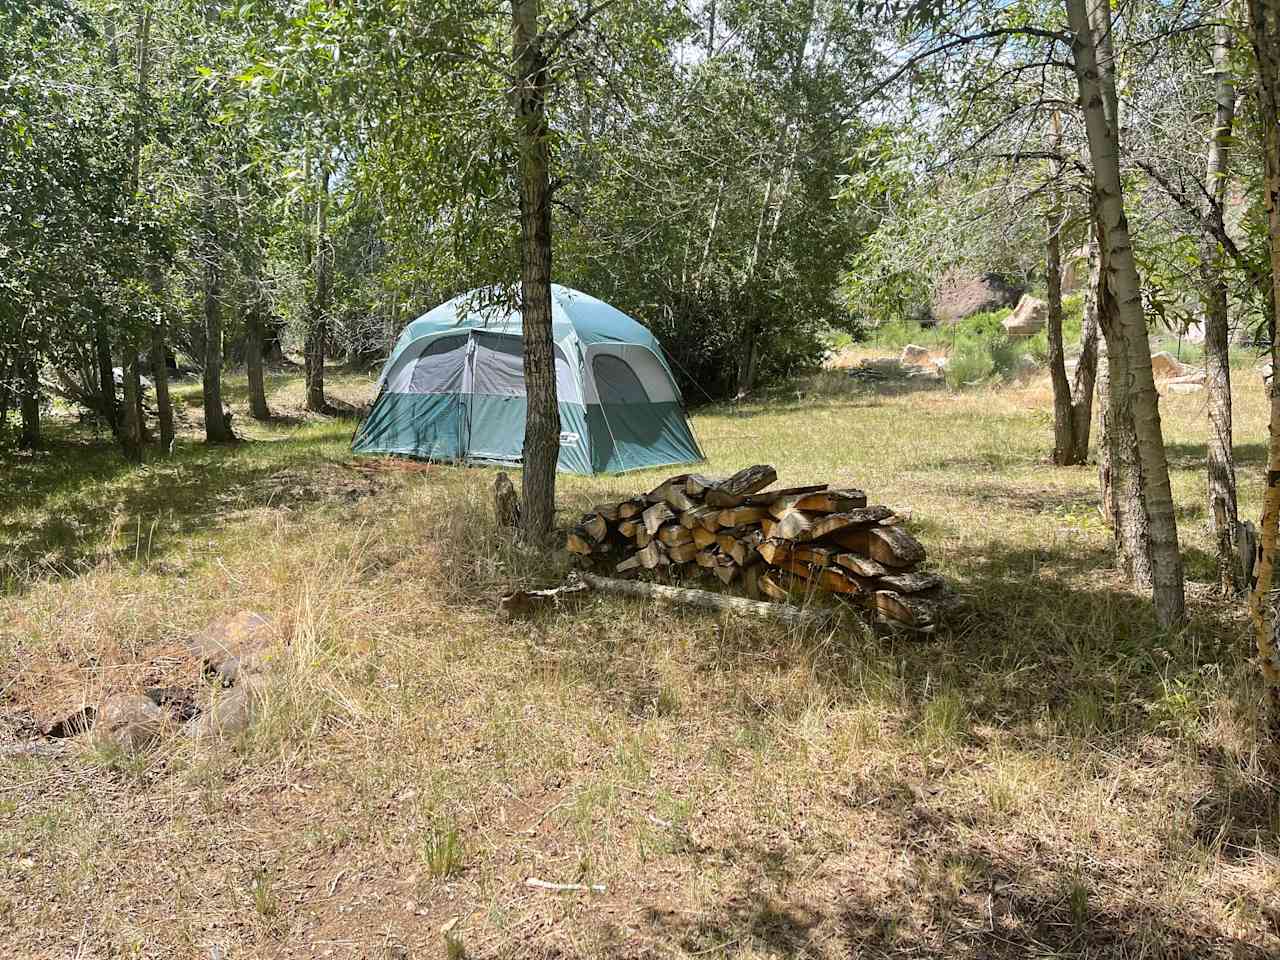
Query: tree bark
[
  {"left": 304, "top": 158, "right": 331, "bottom": 414},
  {"left": 1069, "top": 228, "right": 1100, "bottom": 458},
  {"left": 1046, "top": 177, "right": 1073, "bottom": 463},
  {"left": 246, "top": 301, "right": 269, "bottom": 420},
  {"left": 1094, "top": 214, "right": 1153, "bottom": 589},
  {"left": 1067, "top": 0, "right": 1184, "bottom": 625},
  {"left": 18, "top": 352, "right": 39, "bottom": 450},
  {"left": 149, "top": 303, "right": 174, "bottom": 453},
  {"left": 1245, "top": 0, "right": 1280, "bottom": 708},
  {"left": 202, "top": 236, "right": 233, "bottom": 444},
  {"left": 1200, "top": 22, "right": 1239, "bottom": 595},
  {"left": 93, "top": 317, "right": 118, "bottom": 435},
  {"left": 512, "top": 0, "right": 561, "bottom": 544}
]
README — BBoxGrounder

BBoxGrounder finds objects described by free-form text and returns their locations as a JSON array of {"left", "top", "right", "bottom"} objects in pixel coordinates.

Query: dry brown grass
[{"left": 2, "top": 356, "right": 1279, "bottom": 958}]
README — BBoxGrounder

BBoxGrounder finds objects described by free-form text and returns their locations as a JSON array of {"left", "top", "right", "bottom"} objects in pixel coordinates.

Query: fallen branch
[
  {"left": 577, "top": 572, "right": 833, "bottom": 628},
  {"left": 497, "top": 581, "right": 590, "bottom": 619},
  {"left": 525, "top": 877, "right": 607, "bottom": 894}
]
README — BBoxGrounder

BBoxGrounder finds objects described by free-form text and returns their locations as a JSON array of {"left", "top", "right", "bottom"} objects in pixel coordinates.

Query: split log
[
  {"left": 768, "top": 488, "right": 866, "bottom": 517},
  {"left": 617, "top": 499, "right": 645, "bottom": 520},
  {"left": 642, "top": 501, "right": 676, "bottom": 535},
  {"left": 807, "top": 506, "right": 895, "bottom": 541},
  {"left": 566, "top": 530, "right": 595, "bottom": 555},
  {"left": 681, "top": 505, "right": 721, "bottom": 530},
  {"left": 705, "top": 465, "right": 778, "bottom": 507},
  {"left": 877, "top": 571, "right": 944, "bottom": 594},
  {"left": 494, "top": 473, "right": 520, "bottom": 528},
  {"left": 582, "top": 513, "right": 609, "bottom": 544},
  {"left": 768, "top": 555, "right": 866, "bottom": 595},
  {"left": 692, "top": 526, "right": 719, "bottom": 548},
  {"left": 822, "top": 527, "right": 870, "bottom": 553},
  {"left": 769, "top": 508, "right": 814, "bottom": 541},
  {"left": 618, "top": 540, "right": 667, "bottom": 572},
  {"left": 618, "top": 519, "right": 640, "bottom": 539},
  {"left": 498, "top": 581, "right": 590, "bottom": 619},
  {"left": 867, "top": 525, "right": 926, "bottom": 568},
  {"left": 595, "top": 502, "right": 621, "bottom": 523},
  {"left": 695, "top": 548, "right": 719, "bottom": 569},
  {"left": 716, "top": 527, "right": 761, "bottom": 565},
  {"left": 874, "top": 591, "right": 936, "bottom": 629},
  {"left": 685, "top": 474, "right": 721, "bottom": 497},
  {"left": 667, "top": 541, "right": 699, "bottom": 563},
  {"left": 835, "top": 553, "right": 888, "bottom": 577},
  {"left": 647, "top": 475, "right": 691, "bottom": 505},
  {"left": 657, "top": 524, "right": 693, "bottom": 547},
  {"left": 718, "top": 506, "right": 770, "bottom": 527},
  {"left": 738, "top": 483, "right": 828, "bottom": 507},
  {"left": 635, "top": 524, "right": 653, "bottom": 548},
  {"left": 578, "top": 572, "right": 832, "bottom": 628}
]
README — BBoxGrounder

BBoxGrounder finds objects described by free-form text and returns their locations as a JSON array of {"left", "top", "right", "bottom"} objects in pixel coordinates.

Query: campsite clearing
[{"left": 1, "top": 359, "right": 1278, "bottom": 958}]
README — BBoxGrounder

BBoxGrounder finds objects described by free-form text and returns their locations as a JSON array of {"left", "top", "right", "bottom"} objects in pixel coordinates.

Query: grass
[{"left": 2, "top": 354, "right": 1280, "bottom": 957}]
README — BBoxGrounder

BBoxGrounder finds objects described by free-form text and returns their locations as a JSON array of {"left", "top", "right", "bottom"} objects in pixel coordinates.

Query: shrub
[{"left": 944, "top": 340, "right": 995, "bottom": 387}]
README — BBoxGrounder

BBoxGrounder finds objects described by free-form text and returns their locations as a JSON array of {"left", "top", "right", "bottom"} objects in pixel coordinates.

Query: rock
[
  {"left": 1166, "top": 370, "right": 1206, "bottom": 386},
  {"left": 95, "top": 694, "right": 170, "bottom": 752},
  {"left": 188, "top": 610, "right": 276, "bottom": 684},
  {"left": 930, "top": 271, "right": 1025, "bottom": 325},
  {"left": 184, "top": 676, "right": 266, "bottom": 741},
  {"left": 1260, "top": 361, "right": 1273, "bottom": 384},
  {"left": 900, "top": 344, "right": 931, "bottom": 366},
  {"left": 1149, "top": 351, "right": 1188, "bottom": 380},
  {"left": 1167, "top": 381, "right": 1204, "bottom": 395},
  {"left": 1003, "top": 296, "right": 1047, "bottom": 337}
]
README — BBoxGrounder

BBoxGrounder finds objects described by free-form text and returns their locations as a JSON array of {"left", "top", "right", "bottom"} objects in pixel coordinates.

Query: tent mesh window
[
  {"left": 409, "top": 334, "right": 468, "bottom": 393},
  {"left": 592, "top": 354, "right": 650, "bottom": 404}
]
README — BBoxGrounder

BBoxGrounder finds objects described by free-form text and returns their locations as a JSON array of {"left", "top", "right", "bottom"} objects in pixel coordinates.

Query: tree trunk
[
  {"left": 1046, "top": 201, "right": 1073, "bottom": 464},
  {"left": 93, "top": 316, "right": 118, "bottom": 435},
  {"left": 119, "top": 351, "right": 144, "bottom": 462},
  {"left": 246, "top": 302, "right": 269, "bottom": 420},
  {"left": 149, "top": 305, "right": 174, "bottom": 453},
  {"left": 18, "top": 352, "right": 39, "bottom": 450},
  {"left": 304, "top": 158, "right": 330, "bottom": 414},
  {"left": 1245, "top": 0, "right": 1280, "bottom": 708},
  {"left": 1069, "top": 228, "right": 1100, "bottom": 458},
  {"left": 202, "top": 250, "right": 233, "bottom": 444},
  {"left": 1094, "top": 215, "right": 1153, "bottom": 589},
  {"left": 512, "top": 0, "right": 560, "bottom": 545},
  {"left": 1200, "top": 22, "right": 1239, "bottom": 595},
  {"left": 1067, "top": 0, "right": 1184, "bottom": 626}
]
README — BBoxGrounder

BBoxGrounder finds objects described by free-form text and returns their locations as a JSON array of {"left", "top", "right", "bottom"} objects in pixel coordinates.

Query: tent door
[{"left": 460, "top": 333, "right": 478, "bottom": 462}]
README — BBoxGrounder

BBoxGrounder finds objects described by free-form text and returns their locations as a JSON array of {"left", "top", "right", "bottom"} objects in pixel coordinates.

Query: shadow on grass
[{"left": 0, "top": 423, "right": 385, "bottom": 591}]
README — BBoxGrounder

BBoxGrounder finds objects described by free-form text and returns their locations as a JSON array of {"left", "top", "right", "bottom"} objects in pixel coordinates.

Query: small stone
[
  {"left": 184, "top": 676, "right": 266, "bottom": 742},
  {"left": 187, "top": 610, "right": 276, "bottom": 683},
  {"left": 95, "top": 694, "right": 170, "bottom": 752}
]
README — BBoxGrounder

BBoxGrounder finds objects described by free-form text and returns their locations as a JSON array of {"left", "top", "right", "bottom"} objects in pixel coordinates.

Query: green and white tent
[{"left": 352, "top": 285, "right": 705, "bottom": 475}]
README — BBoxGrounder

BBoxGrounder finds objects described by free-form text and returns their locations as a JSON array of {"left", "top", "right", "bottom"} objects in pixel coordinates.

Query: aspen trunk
[
  {"left": 304, "top": 159, "right": 330, "bottom": 414},
  {"left": 246, "top": 302, "right": 269, "bottom": 420},
  {"left": 1069, "top": 229, "right": 1100, "bottom": 458},
  {"left": 18, "top": 352, "right": 39, "bottom": 449},
  {"left": 93, "top": 317, "right": 117, "bottom": 435},
  {"left": 149, "top": 306, "right": 174, "bottom": 453},
  {"left": 512, "top": 0, "right": 560, "bottom": 544},
  {"left": 1245, "top": 0, "right": 1280, "bottom": 707},
  {"left": 1201, "top": 22, "right": 1239, "bottom": 594},
  {"left": 202, "top": 251, "right": 233, "bottom": 443},
  {"left": 1046, "top": 199, "right": 1073, "bottom": 464},
  {"left": 1068, "top": 0, "right": 1184, "bottom": 625}
]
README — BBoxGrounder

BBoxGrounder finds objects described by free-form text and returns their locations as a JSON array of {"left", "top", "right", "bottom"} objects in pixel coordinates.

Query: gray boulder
[{"left": 1003, "top": 296, "right": 1047, "bottom": 337}]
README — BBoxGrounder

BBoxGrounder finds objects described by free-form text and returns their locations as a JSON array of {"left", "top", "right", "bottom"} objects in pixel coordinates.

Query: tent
[{"left": 352, "top": 285, "right": 705, "bottom": 475}]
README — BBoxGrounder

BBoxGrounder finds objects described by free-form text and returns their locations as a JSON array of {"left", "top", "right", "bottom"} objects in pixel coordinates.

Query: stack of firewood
[{"left": 565, "top": 465, "right": 957, "bottom": 631}]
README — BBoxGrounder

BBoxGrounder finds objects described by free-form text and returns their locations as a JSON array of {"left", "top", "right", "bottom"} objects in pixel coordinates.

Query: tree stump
[{"left": 494, "top": 472, "right": 520, "bottom": 528}]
